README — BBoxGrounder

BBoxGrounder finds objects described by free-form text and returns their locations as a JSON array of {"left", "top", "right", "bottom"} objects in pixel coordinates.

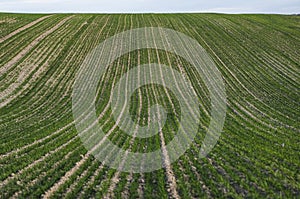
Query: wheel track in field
[
  {"left": 179, "top": 16, "right": 275, "bottom": 109},
  {"left": 0, "top": 16, "right": 112, "bottom": 158},
  {"left": 101, "top": 53, "right": 132, "bottom": 198},
  {"left": 154, "top": 27, "right": 213, "bottom": 197},
  {"left": 0, "top": 16, "right": 105, "bottom": 138},
  {"left": 0, "top": 16, "right": 116, "bottom": 194},
  {"left": 0, "top": 16, "right": 73, "bottom": 78},
  {"left": 117, "top": 21, "right": 182, "bottom": 198},
  {"left": 0, "top": 16, "right": 109, "bottom": 136},
  {"left": 35, "top": 14, "right": 298, "bottom": 197},
  {"left": 10, "top": 144, "right": 82, "bottom": 198},
  {"left": 41, "top": 15, "right": 128, "bottom": 198},
  {"left": 0, "top": 15, "right": 51, "bottom": 43},
  {"left": 111, "top": 15, "right": 211, "bottom": 198},
  {"left": 215, "top": 17, "right": 299, "bottom": 110},
  {"left": 0, "top": 16, "right": 78, "bottom": 110},
  {"left": 186, "top": 100, "right": 298, "bottom": 196},
  {"left": 149, "top": 24, "right": 180, "bottom": 199},
  {"left": 42, "top": 152, "right": 91, "bottom": 199},
  {"left": 165, "top": 15, "right": 290, "bottom": 197},
  {"left": 28, "top": 19, "right": 116, "bottom": 197},
  {"left": 154, "top": 16, "right": 212, "bottom": 198},
  {"left": 0, "top": 13, "right": 298, "bottom": 197},
  {"left": 0, "top": 16, "right": 69, "bottom": 93},
  {"left": 80, "top": 15, "right": 193, "bottom": 198},
  {"left": 0, "top": 16, "right": 74, "bottom": 109},
  {"left": 0, "top": 132, "right": 79, "bottom": 190},
  {"left": 10, "top": 85, "right": 134, "bottom": 199},
  {"left": 62, "top": 159, "right": 98, "bottom": 197},
  {"left": 76, "top": 163, "right": 105, "bottom": 198},
  {"left": 104, "top": 16, "right": 136, "bottom": 198},
  {"left": 103, "top": 21, "right": 168, "bottom": 199},
  {"left": 154, "top": 19, "right": 212, "bottom": 198},
  {"left": 177, "top": 15, "right": 298, "bottom": 135},
  {"left": 0, "top": 29, "right": 118, "bottom": 193},
  {"left": 0, "top": 17, "right": 87, "bottom": 155},
  {"left": 191, "top": 15, "right": 298, "bottom": 122},
  {"left": 150, "top": 65, "right": 180, "bottom": 199},
  {"left": 216, "top": 16, "right": 299, "bottom": 84},
  {"left": 0, "top": 123, "right": 74, "bottom": 158},
  {"left": 178, "top": 15, "right": 299, "bottom": 170},
  {"left": 188, "top": 132, "right": 266, "bottom": 196},
  {"left": 121, "top": 50, "right": 144, "bottom": 199},
  {"left": 36, "top": 111, "right": 126, "bottom": 199},
  {"left": 177, "top": 156, "right": 212, "bottom": 197},
  {"left": 0, "top": 19, "right": 92, "bottom": 156}
]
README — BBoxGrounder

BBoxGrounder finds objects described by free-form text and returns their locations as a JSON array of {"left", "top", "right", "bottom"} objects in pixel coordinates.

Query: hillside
[{"left": 0, "top": 13, "right": 299, "bottom": 198}]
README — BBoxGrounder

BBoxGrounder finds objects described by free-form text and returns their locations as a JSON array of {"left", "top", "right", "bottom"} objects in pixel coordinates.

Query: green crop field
[{"left": 0, "top": 13, "right": 299, "bottom": 198}]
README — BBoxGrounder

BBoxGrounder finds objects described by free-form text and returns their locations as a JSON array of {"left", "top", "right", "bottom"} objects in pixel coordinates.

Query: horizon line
[{"left": 1, "top": 11, "right": 299, "bottom": 15}]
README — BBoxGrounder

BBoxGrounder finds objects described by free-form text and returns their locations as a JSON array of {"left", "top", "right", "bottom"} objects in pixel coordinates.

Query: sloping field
[{"left": 0, "top": 13, "right": 299, "bottom": 198}]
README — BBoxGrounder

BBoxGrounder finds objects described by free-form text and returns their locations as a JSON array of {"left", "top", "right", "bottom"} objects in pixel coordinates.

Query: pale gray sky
[{"left": 0, "top": 0, "right": 299, "bottom": 14}]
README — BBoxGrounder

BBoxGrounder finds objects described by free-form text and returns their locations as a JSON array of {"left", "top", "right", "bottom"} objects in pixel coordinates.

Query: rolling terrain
[{"left": 0, "top": 13, "right": 299, "bottom": 198}]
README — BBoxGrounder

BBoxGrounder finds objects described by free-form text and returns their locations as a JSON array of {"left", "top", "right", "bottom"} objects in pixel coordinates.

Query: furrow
[{"left": 0, "top": 15, "right": 51, "bottom": 43}]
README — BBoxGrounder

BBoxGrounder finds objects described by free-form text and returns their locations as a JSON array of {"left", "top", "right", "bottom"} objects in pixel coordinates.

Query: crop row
[{"left": 0, "top": 13, "right": 299, "bottom": 198}]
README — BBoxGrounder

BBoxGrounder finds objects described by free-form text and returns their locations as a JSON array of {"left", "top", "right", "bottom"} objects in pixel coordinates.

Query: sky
[{"left": 0, "top": 0, "right": 299, "bottom": 14}]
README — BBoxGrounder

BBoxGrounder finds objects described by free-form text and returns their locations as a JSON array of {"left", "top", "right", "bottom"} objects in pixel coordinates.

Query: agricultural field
[{"left": 0, "top": 13, "right": 299, "bottom": 198}]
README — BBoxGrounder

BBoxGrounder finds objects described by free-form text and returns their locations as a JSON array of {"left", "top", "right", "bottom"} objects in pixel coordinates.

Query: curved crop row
[{"left": 0, "top": 13, "right": 299, "bottom": 198}]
